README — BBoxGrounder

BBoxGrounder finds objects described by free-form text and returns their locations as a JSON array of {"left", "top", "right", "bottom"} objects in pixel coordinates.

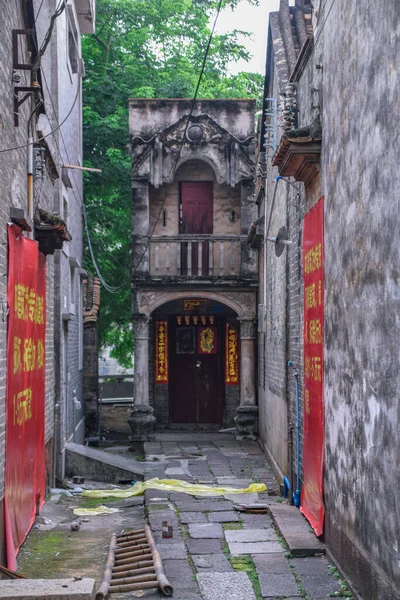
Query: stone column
[
  {"left": 128, "top": 315, "right": 156, "bottom": 451},
  {"left": 235, "top": 318, "right": 258, "bottom": 439},
  {"left": 132, "top": 180, "right": 150, "bottom": 276}
]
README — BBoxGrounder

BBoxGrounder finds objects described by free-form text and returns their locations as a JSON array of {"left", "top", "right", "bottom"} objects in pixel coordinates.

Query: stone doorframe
[{"left": 128, "top": 290, "right": 258, "bottom": 446}]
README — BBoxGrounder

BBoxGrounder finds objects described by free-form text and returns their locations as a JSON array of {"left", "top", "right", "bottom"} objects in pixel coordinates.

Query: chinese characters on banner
[
  {"left": 225, "top": 323, "right": 239, "bottom": 385},
  {"left": 155, "top": 321, "right": 169, "bottom": 383},
  {"left": 301, "top": 197, "right": 325, "bottom": 536},
  {"left": 5, "top": 225, "right": 46, "bottom": 569}
]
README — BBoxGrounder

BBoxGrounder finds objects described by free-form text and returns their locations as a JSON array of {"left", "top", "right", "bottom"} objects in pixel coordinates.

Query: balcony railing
[{"left": 149, "top": 235, "right": 244, "bottom": 277}]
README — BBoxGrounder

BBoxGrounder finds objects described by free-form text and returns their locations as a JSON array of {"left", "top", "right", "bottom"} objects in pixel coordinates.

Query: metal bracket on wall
[
  {"left": 264, "top": 97, "right": 277, "bottom": 159},
  {"left": 14, "top": 86, "right": 38, "bottom": 127},
  {"left": 12, "top": 30, "right": 35, "bottom": 70}
]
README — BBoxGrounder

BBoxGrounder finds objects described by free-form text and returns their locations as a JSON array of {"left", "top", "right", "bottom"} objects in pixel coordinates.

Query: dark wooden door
[
  {"left": 169, "top": 318, "right": 223, "bottom": 424},
  {"left": 180, "top": 182, "right": 213, "bottom": 276}
]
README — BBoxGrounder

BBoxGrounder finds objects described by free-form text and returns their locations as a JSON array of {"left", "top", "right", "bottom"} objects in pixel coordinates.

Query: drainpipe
[{"left": 288, "top": 360, "right": 301, "bottom": 506}]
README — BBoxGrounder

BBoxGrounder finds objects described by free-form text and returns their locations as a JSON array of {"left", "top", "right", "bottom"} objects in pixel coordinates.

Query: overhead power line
[{"left": 132, "top": 0, "right": 224, "bottom": 277}]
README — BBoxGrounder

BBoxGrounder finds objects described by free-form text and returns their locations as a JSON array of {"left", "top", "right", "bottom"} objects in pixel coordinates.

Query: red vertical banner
[
  {"left": 225, "top": 323, "right": 239, "bottom": 385},
  {"left": 5, "top": 225, "right": 46, "bottom": 568},
  {"left": 301, "top": 197, "right": 325, "bottom": 536},
  {"left": 155, "top": 321, "right": 168, "bottom": 383}
]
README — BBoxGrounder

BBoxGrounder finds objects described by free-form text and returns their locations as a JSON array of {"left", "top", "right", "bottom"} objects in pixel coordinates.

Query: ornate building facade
[{"left": 128, "top": 99, "right": 259, "bottom": 442}]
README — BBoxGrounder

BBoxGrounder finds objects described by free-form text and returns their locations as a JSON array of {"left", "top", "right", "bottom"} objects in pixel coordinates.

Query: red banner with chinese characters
[
  {"left": 5, "top": 224, "right": 46, "bottom": 568},
  {"left": 225, "top": 323, "right": 239, "bottom": 385},
  {"left": 198, "top": 326, "right": 217, "bottom": 354},
  {"left": 301, "top": 197, "right": 325, "bottom": 536},
  {"left": 155, "top": 321, "right": 168, "bottom": 383}
]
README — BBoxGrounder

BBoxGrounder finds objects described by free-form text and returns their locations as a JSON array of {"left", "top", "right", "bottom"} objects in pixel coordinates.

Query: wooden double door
[{"left": 169, "top": 316, "right": 223, "bottom": 424}]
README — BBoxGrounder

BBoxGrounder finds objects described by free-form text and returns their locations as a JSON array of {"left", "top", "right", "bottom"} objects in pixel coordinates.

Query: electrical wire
[
  {"left": 0, "top": 82, "right": 80, "bottom": 153},
  {"left": 312, "top": 0, "right": 338, "bottom": 49},
  {"left": 132, "top": 0, "right": 224, "bottom": 277}
]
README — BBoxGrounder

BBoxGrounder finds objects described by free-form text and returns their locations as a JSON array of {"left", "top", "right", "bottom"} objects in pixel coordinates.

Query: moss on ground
[
  {"left": 78, "top": 495, "right": 122, "bottom": 509},
  {"left": 222, "top": 521, "right": 243, "bottom": 530},
  {"left": 230, "top": 555, "right": 263, "bottom": 600},
  {"left": 18, "top": 531, "right": 79, "bottom": 578}
]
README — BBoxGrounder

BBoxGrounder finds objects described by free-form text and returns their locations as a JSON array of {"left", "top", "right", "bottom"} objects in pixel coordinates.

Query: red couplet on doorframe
[
  {"left": 301, "top": 197, "right": 325, "bottom": 536},
  {"left": 5, "top": 225, "right": 46, "bottom": 569}
]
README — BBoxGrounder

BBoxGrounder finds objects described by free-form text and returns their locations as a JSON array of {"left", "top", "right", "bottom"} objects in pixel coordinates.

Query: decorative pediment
[{"left": 131, "top": 113, "right": 256, "bottom": 187}]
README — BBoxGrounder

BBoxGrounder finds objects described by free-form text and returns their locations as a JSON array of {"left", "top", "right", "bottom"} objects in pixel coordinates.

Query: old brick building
[
  {"left": 0, "top": 0, "right": 94, "bottom": 563},
  {"left": 256, "top": 1, "right": 399, "bottom": 599},
  {"left": 129, "top": 99, "right": 259, "bottom": 443}
]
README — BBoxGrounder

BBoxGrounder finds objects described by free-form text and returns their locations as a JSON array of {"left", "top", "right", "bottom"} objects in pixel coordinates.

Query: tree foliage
[{"left": 82, "top": 0, "right": 263, "bottom": 368}]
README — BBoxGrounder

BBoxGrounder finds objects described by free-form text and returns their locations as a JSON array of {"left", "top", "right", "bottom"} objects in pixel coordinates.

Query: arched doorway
[{"left": 151, "top": 297, "right": 239, "bottom": 428}]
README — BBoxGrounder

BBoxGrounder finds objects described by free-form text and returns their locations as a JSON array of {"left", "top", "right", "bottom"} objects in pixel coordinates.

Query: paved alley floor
[{"left": 141, "top": 434, "right": 353, "bottom": 600}]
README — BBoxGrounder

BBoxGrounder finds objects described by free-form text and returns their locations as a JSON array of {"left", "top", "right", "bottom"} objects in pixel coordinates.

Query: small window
[{"left": 162, "top": 209, "right": 167, "bottom": 227}]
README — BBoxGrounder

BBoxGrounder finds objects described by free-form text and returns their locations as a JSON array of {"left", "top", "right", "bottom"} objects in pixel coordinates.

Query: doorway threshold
[{"left": 154, "top": 430, "right": 235, "bottom": 442}]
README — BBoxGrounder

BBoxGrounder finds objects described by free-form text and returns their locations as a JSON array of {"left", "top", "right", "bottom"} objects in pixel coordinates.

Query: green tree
[{"left": 82, "top": 0, "right": 263, "bottom": 368}]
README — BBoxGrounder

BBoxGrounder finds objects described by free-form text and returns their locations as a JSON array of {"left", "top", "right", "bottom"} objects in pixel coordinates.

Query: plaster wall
[{"left": 322, "top": 2, "right": 400, "bottom": 598}]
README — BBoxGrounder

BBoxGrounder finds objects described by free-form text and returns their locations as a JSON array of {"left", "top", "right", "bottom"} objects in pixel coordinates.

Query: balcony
[{"left": 149, "top": 235, "right": 245, "bottom": 278}]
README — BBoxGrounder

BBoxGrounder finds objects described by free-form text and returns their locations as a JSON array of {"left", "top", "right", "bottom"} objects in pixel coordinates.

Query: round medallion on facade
[{"left": 187, "top": 124, "right": 204, "bottom": 143}]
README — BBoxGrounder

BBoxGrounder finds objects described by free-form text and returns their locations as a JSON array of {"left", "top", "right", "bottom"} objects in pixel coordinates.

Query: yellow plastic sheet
[
  {"left": 73, "top": 505, "right": 120, "bottom": 516},
  {"left": 81, "top": 478, "right": 266, "bottom": 499}
]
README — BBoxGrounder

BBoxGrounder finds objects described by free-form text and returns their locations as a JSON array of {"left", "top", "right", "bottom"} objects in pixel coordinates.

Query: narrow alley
[{"left": 18, "top": 434, "right": 352, "bottom": 600}]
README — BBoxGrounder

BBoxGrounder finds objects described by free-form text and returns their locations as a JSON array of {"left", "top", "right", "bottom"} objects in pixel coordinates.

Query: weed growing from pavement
[
  {"left": 289, "top": 563, "right": 311, "bottom": 600},
  {"left": 230, "top": 555, "right": 263, "bottom": 600},
  {"left": 79, "top": 495, "right": 121, "bottom": 509},
  {"left": 222, "top": 522, "right": 243, "bottom": 530}
]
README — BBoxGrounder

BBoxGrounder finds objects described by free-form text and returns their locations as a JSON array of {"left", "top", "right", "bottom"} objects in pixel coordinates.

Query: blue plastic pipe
[{"left": 288, "top": 361, "right": 301, "bottom": 507}]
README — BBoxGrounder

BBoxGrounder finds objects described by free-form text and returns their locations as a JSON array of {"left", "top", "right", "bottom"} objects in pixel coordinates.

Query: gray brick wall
[{"left": 0, "top": 0, "right": 57, "bottom": 505}]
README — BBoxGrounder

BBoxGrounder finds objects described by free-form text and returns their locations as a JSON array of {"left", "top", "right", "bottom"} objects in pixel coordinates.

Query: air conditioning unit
[{"left": 258, "top": 303, "right": 266, "bottom": 333}]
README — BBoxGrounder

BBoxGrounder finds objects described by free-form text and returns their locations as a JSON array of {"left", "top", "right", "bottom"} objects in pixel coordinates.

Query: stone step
[
  {"left": 65, "top": 441, "right": 146, "bottom": 483},
  {"left": 0, "top": 578, "right": 95, "bottom": 599},
  {"left": 269, "top": 503, "right": 326, "bottom": 557}
]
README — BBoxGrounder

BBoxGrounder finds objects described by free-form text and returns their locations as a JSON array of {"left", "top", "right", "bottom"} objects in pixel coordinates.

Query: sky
[{"left": 215, "top": 0, "right": 280, "bottom": 75}]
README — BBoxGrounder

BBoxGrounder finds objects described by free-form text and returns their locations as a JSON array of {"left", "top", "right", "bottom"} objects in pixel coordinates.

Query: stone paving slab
[
  {"left": 163, "top": 559, "right": 194, "bottom": 578},
  {"left": 297, "top": 574, "right": 342, "bottom": 597},
  {"left": 223, "top": 493, "right": 259, "bottom": 503},
  {"left": 290, "top": 556, "right": 332, "bottom": 575},
  {"left": 204, "top": 500, "right": 234, "bottom": 511},
  {"left": 225, "top": 529, "right": 278, "bottom": 543},
  {"left": 228, "top": 541, "right": 283, "bottom": 555},
  {"left": 258, "top": 573, "right": 300, "bottom": 597},
  {"left": 188, "top": 523, "right": 223, "bottom": 538},
  {"left": 157, "top": 542, "right": 188, "bottom": 560},
  {"left": 175, "top": 501, "right": 209, "bottom": 512},
  {"left": 241, "top": 513, "right": 272, "bottom": 529},
  {"left": 269, "top": 503, "right": 326, "bottom": 556},
  {"left": 192, "top": 553, "right": 233, "bottom": 572},
  {"left": 253, "top": 553, "right": 293, "bottom": 574},
  {"left": 180, "top": 511, "right": 208, "bottom": 524},
  {"left": 197, "top": 572, "right": 256, "bottom": 600},
  {"left": 186, "top": 538, "right": 223, "bottom": 554},
  {"left": 208, "top": 511, "right": 240, "bottom": 522},
  {"left": 0, "top": 578, "right": 96, "bottom": 599},
  {"left": 215, "top": 477, "right": 253, "bottom": 486}
]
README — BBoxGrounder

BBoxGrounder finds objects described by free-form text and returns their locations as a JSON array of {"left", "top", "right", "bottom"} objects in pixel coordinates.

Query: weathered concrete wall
[
  {"left": 130, "top": 99, "right": 256, "bottom": 139},
  {"left": 322, "top": 2, "right": 400, "bottom": 598}
]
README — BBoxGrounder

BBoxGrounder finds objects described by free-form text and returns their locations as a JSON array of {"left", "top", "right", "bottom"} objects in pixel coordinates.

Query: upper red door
[
  {"left": 180, "top": 181, "right": 213, "bottom": 234},
  {"left": 180, "top": 181, "right": 213, "bottom": 275}
]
